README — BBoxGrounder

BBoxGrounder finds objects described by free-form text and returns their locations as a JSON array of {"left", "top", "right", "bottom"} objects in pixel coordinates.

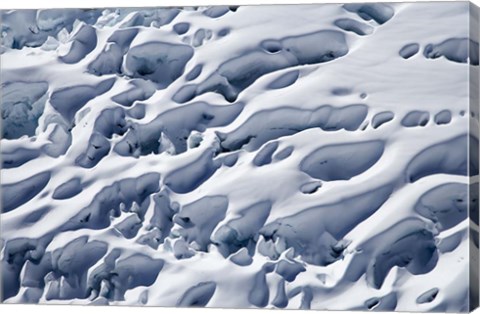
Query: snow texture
[{"left": 1, "top": 2, "right": 479, "bottom": 312}]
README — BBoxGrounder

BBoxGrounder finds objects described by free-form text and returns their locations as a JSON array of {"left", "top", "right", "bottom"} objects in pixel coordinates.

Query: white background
[{"left": 0, "top": 0, "right": 479, "bottom": 313}]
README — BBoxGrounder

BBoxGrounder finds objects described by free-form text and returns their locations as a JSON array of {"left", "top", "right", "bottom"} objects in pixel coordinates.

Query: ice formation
[{"left": 1, "top": 2, "right": 479, "bottom": 311}]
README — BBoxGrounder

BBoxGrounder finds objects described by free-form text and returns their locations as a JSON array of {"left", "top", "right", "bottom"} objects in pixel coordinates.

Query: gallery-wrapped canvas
[{"left": 1, "top": 1, "right": 479, "bottom": 312}]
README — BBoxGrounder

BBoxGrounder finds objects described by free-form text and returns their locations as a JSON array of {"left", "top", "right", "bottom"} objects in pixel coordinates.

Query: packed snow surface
[{"left": 1, "top": 2, "right": 479, "bottom": 311}]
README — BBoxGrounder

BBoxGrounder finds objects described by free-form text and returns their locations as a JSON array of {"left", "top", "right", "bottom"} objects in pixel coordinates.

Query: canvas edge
[{"left": 469, "top": 1, "right": 480, "bottom": 313}]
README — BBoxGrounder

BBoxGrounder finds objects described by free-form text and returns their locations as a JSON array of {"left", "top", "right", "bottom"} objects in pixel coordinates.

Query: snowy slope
[{"left": 0, "top": 2, "right": 479, "bottom": 311}]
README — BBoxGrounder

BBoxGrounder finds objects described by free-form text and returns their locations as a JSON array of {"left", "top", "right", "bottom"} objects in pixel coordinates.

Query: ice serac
[
  {"left": 343, "top": 3, "right": 394, "bottom": 25},
  {"left": 1, "top": 81, "right": 48, "bottom": 139},
  {"left": 300, "top": 140, "right": 385, "bottom": 181},
  {"left": 174, "top": 30, "right": 348, "bottom": 102},
  {"left": 261, "top": 185, "right": 393, "bottom": 266},
  {"left": 165, "top": 150, "right": 220, "bottom": 194},
  {"left": 213, "top": 201, "right": 272, "bottom": 257},
  {"left": 119, "top": 8, "right": 180, "bottom": 28},
  {"left": 415, "top": 183, "right": 469, "bottom": 231},
  {"left": 111, "top": 80, "right": 155, "bottom": 107},
  {"left": 1, "top": 9, "right": 101, "bottom": 50},
  {"left": 399, "top": 43, "right": 420, "bottom": 59},
  {"left": 59, "top": 23, "right": 97, "bottom": 64},
  {"left": 433, "top": 110, "right": 452, "bottom": 125},
  {"left": 371, "top": 111, "right": 394, "bottom": 129},
  {"left": 124, "top": 42, "right": 194, "bottom": 88},
  {"left": 114, "top": 101, "right": 243, "bottom": 156},
  {"left": 344, "top": 218, "right": 439, "bottom": 291},
  {"left": 424, "top": 37, "right": 479, "bottom": 65},
  {"left": 2, "top": 147, "right": 40, "bottom": 168},
  {"left": 87, "top": 253, "right": 164, "bottom": 301},
  {"left": 2, "top": 172, "right": 51, "bottom": 213},
  {"left": 401, "top": 110, "right": 430, "bottom": 127},
  {"left": 334, "top": 18, "right": 373, "bottom": 36},
  {"left": 49, "top": 78, "right": 115, "bottom": 123},
  {"left": 173, "top": 196, "right": 228, "bottom": 251},
  {"left": 406, "top": 135, "right": 478, "bottom": 182},
  {"left": 267, "top": 70, "right": 300, "bottom": 89},
  {"left": 52, "top": 178, "right": 83, "bottom": 200},
  {"left": 177, "top": 281, "right": 216, "bottom": 307},
  {"left": 63, "top": 173, "right": 160, "bottom": 230},
  {"left": 218, "top": 104, "right": 367, "bottom": 151}
]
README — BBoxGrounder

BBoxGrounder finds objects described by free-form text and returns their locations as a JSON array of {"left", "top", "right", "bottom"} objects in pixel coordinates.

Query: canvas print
[{"left": 1, "top": 1, "right": 479, "bottom": 312}]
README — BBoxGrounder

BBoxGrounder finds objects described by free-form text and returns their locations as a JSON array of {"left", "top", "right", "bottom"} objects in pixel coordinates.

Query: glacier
[{"left": 1, "top": 2, "right": 479, "bottom": 311}]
